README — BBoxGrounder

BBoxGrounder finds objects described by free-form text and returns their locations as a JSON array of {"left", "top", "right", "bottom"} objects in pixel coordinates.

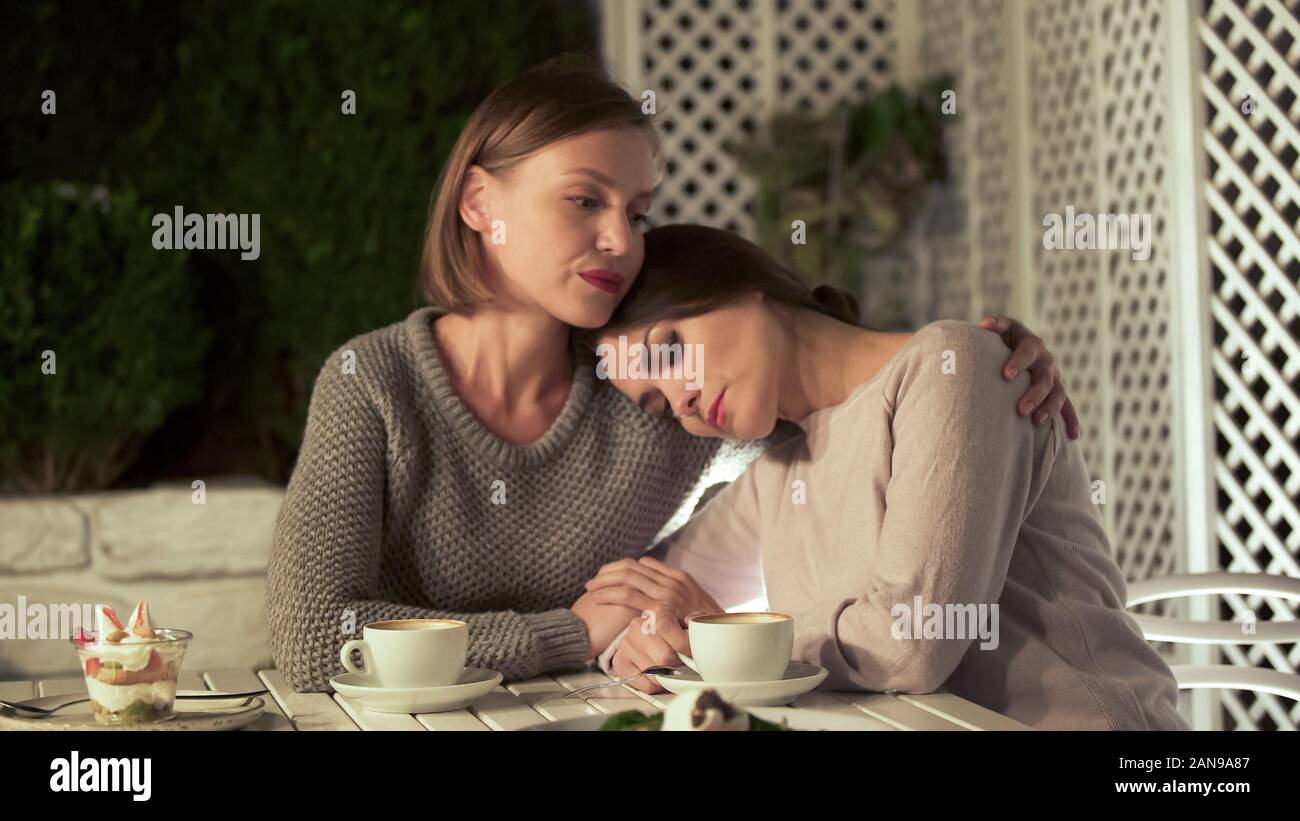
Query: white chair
[{"left": 1125, "top": 572, "right": 1300, "bottom": 702}]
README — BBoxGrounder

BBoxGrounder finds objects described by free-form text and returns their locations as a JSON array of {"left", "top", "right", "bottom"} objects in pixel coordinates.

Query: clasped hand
[{"left": 570, "top": 556, "right": 721, "bottom": 694}]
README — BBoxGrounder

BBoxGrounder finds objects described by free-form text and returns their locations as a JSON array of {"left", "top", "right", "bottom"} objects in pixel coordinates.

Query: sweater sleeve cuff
[
  {"left": 596, "top": 625, "right": 630, "bottom": 675},
  {"left": 523, "top": 609, "right": 591, "bottom": 671}
]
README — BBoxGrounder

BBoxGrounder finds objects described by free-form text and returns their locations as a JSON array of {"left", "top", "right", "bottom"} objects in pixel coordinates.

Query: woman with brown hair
[
  {"left": 584, "top": 224, "right": 1187, "bottom": 730},
  {"left": 265, "top": 57, "right": 1077, "bottom": 693}
]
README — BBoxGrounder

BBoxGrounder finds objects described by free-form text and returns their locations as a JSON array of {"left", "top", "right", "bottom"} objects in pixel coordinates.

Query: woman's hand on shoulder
[{"left": 978, "top": 315, "right": 1082, "bottom": 440}]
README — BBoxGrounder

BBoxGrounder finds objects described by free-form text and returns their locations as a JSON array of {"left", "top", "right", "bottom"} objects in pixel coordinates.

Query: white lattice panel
[
  {"left": 1020, "top": 0, "right": 1188, "bottom": 657},
  {"left": 1200, "top": 0, "right": 1300, "bottom": 731},
  {"left": 775, "top": 0, "right": 897, "bottom": 115},
  {"left": 1098, "top": 0, "right": 1181, "bottom": 592},
  {"left": 635, "top": 0, "right": 766, "bottom": 234},
  {"left": 608, "top": 0, "right": 900, "bottom": 236},
  {"left": 1025, "top": 0, "right": 1110, "bottom": 493}
]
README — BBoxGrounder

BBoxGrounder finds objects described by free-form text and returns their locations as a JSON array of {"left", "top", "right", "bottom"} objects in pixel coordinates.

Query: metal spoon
[
  {"left": 563, "top": 666, "right": 680, "bottom": 698},
  {"left": 0, "top": 689, "right": 268, "bottom": 717}
]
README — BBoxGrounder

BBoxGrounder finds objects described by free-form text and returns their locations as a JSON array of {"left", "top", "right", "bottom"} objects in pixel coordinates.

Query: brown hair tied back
[
  {"left": 600, "top": 224, "right": 862, "bottom": 335},
  {"left": 811, "top": 284, "right": 862, "bottom": 326}
]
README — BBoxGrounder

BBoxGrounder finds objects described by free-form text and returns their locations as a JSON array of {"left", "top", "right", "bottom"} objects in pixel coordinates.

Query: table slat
[
  {"left": 552, "top": 670, "right": 647, "bottom": 700},
  {"left": 177, "top": 670, "right": 207, "bottom": 690},
  {"left": 898, "top": 692, "right": 1031, "bottom": 731},
  {"left": 333, "top": 694, "right": 428, "bottom": 730},
  {"left": 630, "top": 686, "right": 678, "bottom": 709},
  {"left": 505, "top": 676, "right": 567, "bottom": 696},
  {"left": 415, "top": 710, "right": 492, "bottom": 731},
  {"left": 506, "top": 674, "right": 601, "bottom": 721},
  {"left": 783, "top": 691, "right": 896, "bottom": 730},
  {"left": 257, "top": 669, "right": 360, "bottom": 731},
  {"left": 38, "top": 676, "right": 87, "bottom": 697},
  {"left": 585, "top": 698, "right": 658, "bottom": 716},
  {"left": 204, "top": 669, "right": 294, "bottom": 731},
  {"left": 531, "top": 697, "right": 601, "bottom": 721},
  {"left": 469, "top": 686, "right": 549, "bottom": 731},
  {"left": 829, "top": 691, "right": 970, "bottom": 730},
  {"left": 0, "top": 680, "right": 35, "bottom": 701}
]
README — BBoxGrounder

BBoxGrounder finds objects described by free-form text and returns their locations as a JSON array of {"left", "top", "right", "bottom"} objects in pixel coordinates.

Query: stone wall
[{"left": 0, "top": 477, "right": 282, "bottom": 679}]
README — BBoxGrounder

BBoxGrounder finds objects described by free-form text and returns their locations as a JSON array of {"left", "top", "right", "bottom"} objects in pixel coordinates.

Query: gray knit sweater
[{"left": 265, "top": 307, "right": 755, "bottom": 692}]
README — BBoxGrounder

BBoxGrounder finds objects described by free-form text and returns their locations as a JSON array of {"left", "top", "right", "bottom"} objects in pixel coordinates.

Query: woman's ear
[{"left": 458, "top": 165, "right": 492, "bottom": 232}]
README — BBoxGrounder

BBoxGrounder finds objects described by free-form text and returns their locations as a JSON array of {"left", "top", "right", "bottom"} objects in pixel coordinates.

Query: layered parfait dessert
[{"left": 71, "top": 601, "right": 191, "bottom": 725}]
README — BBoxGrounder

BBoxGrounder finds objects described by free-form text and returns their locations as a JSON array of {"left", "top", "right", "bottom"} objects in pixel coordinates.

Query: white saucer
[
  {"left": 0, "top": 695, "right": 265, "bottom": 731},
  {"left": 329, "top": 667, "right": 502, "bottom": 714},
  {"left": 650, "top": 661, "right": 829, "bottom": 706}
]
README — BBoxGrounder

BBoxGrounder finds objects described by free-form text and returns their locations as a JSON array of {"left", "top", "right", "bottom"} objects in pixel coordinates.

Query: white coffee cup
[
  {"left": 339, "top": 619, "right": 467, "bottom": 688},
  {"left": 677, "top": 612, "right": 794, "bottom": 683}
]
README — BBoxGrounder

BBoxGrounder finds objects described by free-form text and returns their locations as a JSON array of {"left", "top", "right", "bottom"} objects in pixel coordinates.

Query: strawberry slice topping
[
  {"left": 101, "top": 605, "right": 124, "bottom": 631},
  {"left": 128, "top": 600, "right": 156, "bottom": 638}
]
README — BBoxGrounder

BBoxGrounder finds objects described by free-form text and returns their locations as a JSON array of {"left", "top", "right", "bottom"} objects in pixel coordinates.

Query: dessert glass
[{"left": 72, "top": 628, "right": 192, "bottom": 725}]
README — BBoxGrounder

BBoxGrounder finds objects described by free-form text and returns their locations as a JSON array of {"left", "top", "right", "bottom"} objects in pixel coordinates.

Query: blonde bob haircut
[{"left": 418, "top": 55, "right": 663, "bottom": 312}]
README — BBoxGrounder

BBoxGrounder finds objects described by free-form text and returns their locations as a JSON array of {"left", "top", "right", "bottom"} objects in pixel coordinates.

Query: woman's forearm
[{"left": 263, "top": 351, "right": 590, "bottom": 691}]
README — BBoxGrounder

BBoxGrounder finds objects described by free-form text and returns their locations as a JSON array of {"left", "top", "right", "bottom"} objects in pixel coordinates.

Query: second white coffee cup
[
  {"left": 339, "top": 618, "right": 467, "bottom": 688},
  {"left": 677, "top": 612, "right": 794, "bottom": 683}
]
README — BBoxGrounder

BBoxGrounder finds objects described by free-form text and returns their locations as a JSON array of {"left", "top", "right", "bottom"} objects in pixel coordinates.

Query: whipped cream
[
  {"left": 90, "top": 640, "right": 185, "bottom": 672},
  {"left": 85, "top": 677, "right": 176, "bottom": 712},
  {"left": 81, "top": 601, "right": 183, "bottom": 671}
]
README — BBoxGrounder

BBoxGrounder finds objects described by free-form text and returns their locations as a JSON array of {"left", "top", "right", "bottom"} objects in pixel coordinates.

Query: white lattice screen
[
  {"left": 1200, "top": 0, "right": 1300, "bottom": 732},
  {"left": 600, "top": 0, "right": 1300, "bottom": 730},
  {"left": 604, "top": 0, "right": 899, "bottom": 234}
]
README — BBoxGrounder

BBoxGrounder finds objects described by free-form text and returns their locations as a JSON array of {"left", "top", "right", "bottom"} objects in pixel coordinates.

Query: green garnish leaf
[{"left": 598, "top": 711, "right": 664, "bottom": 731}]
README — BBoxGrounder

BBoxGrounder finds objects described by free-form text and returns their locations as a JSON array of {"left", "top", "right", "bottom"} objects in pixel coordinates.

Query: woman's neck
[
  {"left": 776, "top": 305, "right": 912, "bottom": 423},
  {"left": 433, "top": 304, "right": 574, "bottom": 413}
]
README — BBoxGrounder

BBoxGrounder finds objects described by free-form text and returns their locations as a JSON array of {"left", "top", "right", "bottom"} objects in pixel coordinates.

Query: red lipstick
[{"left": 578, "top": 269, "right": 624, "bottom": 294}]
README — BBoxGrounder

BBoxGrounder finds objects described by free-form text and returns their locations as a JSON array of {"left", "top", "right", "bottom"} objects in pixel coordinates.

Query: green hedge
[
  {"left": 0, "top": 182, "right": 210, "bottom": 491},
  {"left": 1, "top": 0, "right": 598, "bottom": 484}
]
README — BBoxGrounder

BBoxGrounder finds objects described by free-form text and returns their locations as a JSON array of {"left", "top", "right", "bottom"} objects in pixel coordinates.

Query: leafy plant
[
  {"left": 0, "top": 182, "right": 210, "bottom": 492},
  {"left": 726, "top": 76, "right": 954, "bottom": 304}
]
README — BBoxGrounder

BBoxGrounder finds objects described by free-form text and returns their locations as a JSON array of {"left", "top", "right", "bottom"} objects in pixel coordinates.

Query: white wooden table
[{"left": 1, "top": 667, "right": 1031, "bottom": 731}]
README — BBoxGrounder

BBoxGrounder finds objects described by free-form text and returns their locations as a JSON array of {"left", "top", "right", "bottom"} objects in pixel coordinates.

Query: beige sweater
[{"left": 651, "top": 320, "right": 1188, "bottom": 730}]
